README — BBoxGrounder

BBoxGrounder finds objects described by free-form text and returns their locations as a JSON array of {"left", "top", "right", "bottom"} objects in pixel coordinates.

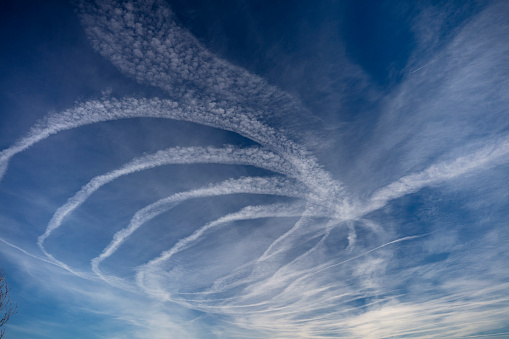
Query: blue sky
[{"left": 1, "top": 0, "right": 508, "bottom": 338}]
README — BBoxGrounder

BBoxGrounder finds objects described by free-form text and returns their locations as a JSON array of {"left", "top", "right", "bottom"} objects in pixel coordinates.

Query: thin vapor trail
[
  {"left": 196, "top": 233, "right": 428, "bottom": 315},
  {"left": 203, "top": 224, "right": 334, "bottom": 299},
  {"left": 364, "top": 137, "right": 509, "bottom": 214},
  {"left": 1, "top": 0, "right": 508, "bottom": 337},
  {"left": 92, "top": 176, "right": 307, "bottom": 280},
  {"left": 136, "top": 201, "right": 333, "bottom": 298},
  {"left": 0, "top": 237, "right": 60, "bottom": 266},
  {"left": 77, "top": 0, "right": 348, "bottom": 203},
  {"left": 37, "top": 145, "right": 299, "bottom": 264},
  {"left": 314, "top": 234, "right": 429, "bottom": 275},
  {"left": 0, "top": 96, "right": 345, "bottom": 205},
  {"left": 259, "top": 213, "right": 330, "bottom": 262}
]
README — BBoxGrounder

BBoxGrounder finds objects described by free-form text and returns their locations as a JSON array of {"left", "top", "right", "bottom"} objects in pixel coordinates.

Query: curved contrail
[
  {"left": 136, "top": 201, "right": 334, "bottom": 299},
  {"left": 77, "top": 0, "right": 347, "bottom": 204},
  {"left": 0, "top": 96, "right": 346, "bottom": 205},
  {"left": 37, "top": 146, "right": 300, "bottom": 264},
  {"left": 91, "top": 176, "right": 308, "bottom": 281},
  {"left": 3, "top": 0, "right": 508, "bottom": 336},
  {"left": 78, "top": 0, "right": 306, "bottom": 124},
  {"left": 0, "top": 0, "right": 349, "bottom": 291},
  {"left": 364, "top": 137, "right": 509, "bottom": 215}
]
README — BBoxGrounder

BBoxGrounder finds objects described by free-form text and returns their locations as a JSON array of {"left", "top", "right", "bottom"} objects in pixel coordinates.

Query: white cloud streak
[
  {"left": 92, "top": 176, "right": 307, "bottom": 283},
  {"left": 1, "top": 0, "right": 508, "bottom": 337},
  {"left": 364, "top": 137, "right": 509, "bottom": 214},
  {"left": 136, "top": 201, "right": 318, "bottom": 297},
  {"left": 36, "top": 145, "right": 301, "bottom": 270}
]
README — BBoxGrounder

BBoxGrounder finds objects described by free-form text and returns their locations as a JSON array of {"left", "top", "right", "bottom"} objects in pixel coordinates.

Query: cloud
[
  {"left": 1, "top": 0, "right": 508, "bottom": 337},
  {"left": 350, "top": 0, "right": 509, "bottom": 195},
  {"left": 37, "top": 146, "right": 300, "bottom": 266},
  {"left": 92, "top": 176, "right": 307, "bottom": 286}
]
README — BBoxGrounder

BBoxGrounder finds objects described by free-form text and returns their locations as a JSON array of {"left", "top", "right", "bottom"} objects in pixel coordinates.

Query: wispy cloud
[{"left": 1, "top": 0, "right": 508, "bottom": 337}]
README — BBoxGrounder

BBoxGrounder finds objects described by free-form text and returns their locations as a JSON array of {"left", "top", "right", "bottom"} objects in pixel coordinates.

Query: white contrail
[
  {"left": 410, "top": 61, "right": 433, "bottom": 74},
  {"left": 0, "top": 96, "right": 345, "bottom": 207},
  {"left": 135, "top": 201, "right": 335, "bottom": 298},
  {"left": 37, "top": 145, "right": 300, "bottom": 264},
  {"left": 1, "top": 0, "right": 349, "bottom": 235},
  {"left": 207, "top": 136, "right": 509, "bottom": 328},
  {"left": 92, "top": 176, "right": 307, "bottom": 280},
  {"left": 274, "top": 233, "right": 430, "bottom": 293},
  {"left": 0, "top": 238, "right": 93, "bottom": 280},
  {"left": 258, "top": 212, "right": 325, "bottom": 262},
  {"left": 1, "top": 0, "right": 507, "bottom": 337},
  {"left": 257, "top": 197, "right": 353, "bottom": 263},
  {"left": 0, "top": 236, "right": 61, "bottom": 266},
  {"left": 135, "top": 136, "right": 509, "bottom": 306},
  {"left": 138, "top": 202, "right": 308, "bottom": 270},
  {"left": 190, "top": 228, "right": 419, "bottom": 312},
  {"left": 78, "top": 0, "right": 348, "bottom": 204},
  {"left": 204, "top": 224, "right": 334, "bottom": 299},
  {"left": 207, "top": 234, "right": 427, "bottom": 318},
  {"left": 0, "top": 98, "right": 292, "bottom": 182},
  {"left": 0, "top": 94, "right": 348, "bottom": 277},
  {"left": 363, "top": 137, "right": 509, "bottom": 215},
  {"left": 232, "top": 136, "right": 509, "bottom": 295},
  {"left": 78, "top": 0, "right": 304, "bottom": 122}
]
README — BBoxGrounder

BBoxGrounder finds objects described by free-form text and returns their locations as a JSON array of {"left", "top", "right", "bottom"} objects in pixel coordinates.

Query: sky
[{"left": 0, "top": 0, "right": 508, "bottom": 338}]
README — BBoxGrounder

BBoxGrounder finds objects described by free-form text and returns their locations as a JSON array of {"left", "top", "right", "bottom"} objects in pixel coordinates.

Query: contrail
[
  {"left": 0, "top": 236, "right": 62, "bottom": 266},
  {"left": 313, "top": 234, "right": 428, "bottom": 277},
  {"left": 208, "top": 234, "right": 426, "bottom": 318},
  {"left": 200, "top": 232, "right": 424, "bottom": 312},
  {"left": 37, "top": 146, "right": 301, "bottom": 265},
  {"left": 0, "top": 98, "right": 293, "bottom": 182},
  {"left": 0, "top": 93, "right": 349, "bottom": 277},
  {"left": 77, "top": 0, "right": 348, "bottom": 204},
  {"left": 210, "top": 136, "right": 509, "bottom": 327},
  {"left": 78, "top": 0, "right": 305, "bottom": 123},
  {"left": 92, "top": 176, "right": 307, "bottom": 281},
  {"left": 0, "top": 237, "right": 93, "bottom": 280},
  {"left": 205, "top": 224, "right": 334, "bottom": 298},
  {"left": 410, "top": 61, "right": 433, "bottom": 74},
  {"left": 0, "top": 96, "right": 345, "bottom": 206},
  {"left": 133, "top": 136, "right": 509, "bottom": 304},
  {"left": 136, "top": 201, "right": 334, "bottom": 298},
  {"left": 258, "top": 212, "right": 328, "bottom": 262},
  {"left": 364, "top": 137, "right": 509, "bottom": 215}
]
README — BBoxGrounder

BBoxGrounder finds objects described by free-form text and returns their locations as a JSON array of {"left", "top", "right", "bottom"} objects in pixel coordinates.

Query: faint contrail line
[
  {"left": 315, "top": 233, "right": 429, "bottom": 275},
  {"left": 136, "top": 202, "right": 334, "bottom": 297},
  {"left": 364, "top": 136, "right": 509, "bottom": 214},
  {"left": 0, "top": 237, "right": 60, "bottom": 266},
  {"left": 92, "top": 176, "right": 307, "bottom": 282},
  {"left": 37, "top": 146, "right": 300, "bottom": 266},
  {"left": 410, "top": 61, "right": 432, "bottom": 74},
  {"left": 2, "top": 0, "right": 508, "bottom": 336}
]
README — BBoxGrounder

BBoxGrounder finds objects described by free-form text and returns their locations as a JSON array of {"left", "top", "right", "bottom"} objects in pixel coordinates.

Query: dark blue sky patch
[{"left": 340, "top": 0, "right": 415, "bottom": 87}]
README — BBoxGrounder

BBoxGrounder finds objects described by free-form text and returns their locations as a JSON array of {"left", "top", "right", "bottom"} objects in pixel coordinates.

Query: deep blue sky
[{"left": 1, "top": 0, "right": 508, "bottom": 338}]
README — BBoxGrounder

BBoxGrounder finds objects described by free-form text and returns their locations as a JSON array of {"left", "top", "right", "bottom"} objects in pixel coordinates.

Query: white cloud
[{"left": 1, "top": 0, "right": 508, "bottom": 337}]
